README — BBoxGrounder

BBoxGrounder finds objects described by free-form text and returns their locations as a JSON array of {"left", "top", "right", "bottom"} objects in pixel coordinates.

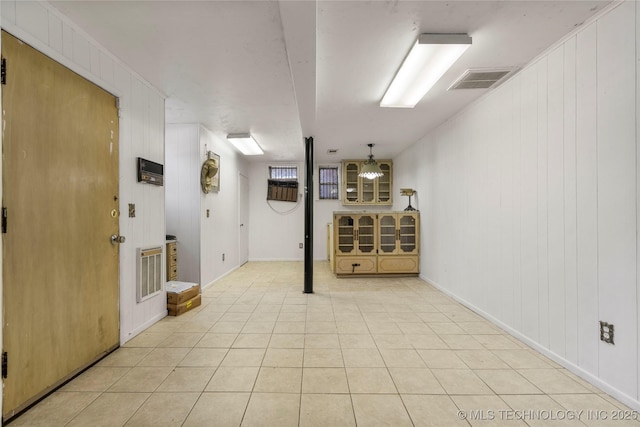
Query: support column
[{"left": 304, "top": 137, "right": 313, "bottom": 294}]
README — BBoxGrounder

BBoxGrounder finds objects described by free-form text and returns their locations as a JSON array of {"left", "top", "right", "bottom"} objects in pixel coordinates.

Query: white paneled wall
[
  {"left": 0, "top": 1, "right": 167, "bottom": 344},
  {"left": 248, "top": 162, "right": 306, "bottom": 261},
  {"left": 165, "top": 125, "right": 201, "bottom": 284},
  {"left": 395, "top": 1, "right": 640, "bottom": 408},
  {"left": 166, "top": 124, "right": 249, "bottom": 289},
  {"left": 199, "top": 126, "right": 249, "bottom": 286}
]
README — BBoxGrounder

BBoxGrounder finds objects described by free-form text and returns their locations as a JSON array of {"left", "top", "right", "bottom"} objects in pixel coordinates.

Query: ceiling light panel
[
  {"left": 381, "top": 33, "right": 472, "bottom": 108},
  {"left": 226, "top": 133, "right": 264, "bottom": 156}
]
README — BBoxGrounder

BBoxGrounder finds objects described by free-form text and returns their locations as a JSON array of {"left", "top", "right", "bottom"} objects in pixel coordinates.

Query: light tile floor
[{"left": 11, "top": 261, "right": 640, "bottom": 426}]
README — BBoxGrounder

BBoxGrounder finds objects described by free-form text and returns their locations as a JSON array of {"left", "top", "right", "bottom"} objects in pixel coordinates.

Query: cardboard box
[
  {"left": 168, "top": 294, "right": 201, "bottom": 316},
  {"left": 166, "top": 281, "right": 200, "bottom": 305}
]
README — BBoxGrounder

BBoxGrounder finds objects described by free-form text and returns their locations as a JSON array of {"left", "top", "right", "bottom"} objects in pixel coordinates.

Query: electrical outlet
[
  {"left": 299, "top": 243, "right": 303, "bottom": 249},
  {"left": 206, "top": 209, "right": 210, "bottom": 218},
  {"left": 600, "top": 321, "right": 614, "bottom": 344},
  {"left": 222, "top": 253, "right": 225, "bottom": 262}
]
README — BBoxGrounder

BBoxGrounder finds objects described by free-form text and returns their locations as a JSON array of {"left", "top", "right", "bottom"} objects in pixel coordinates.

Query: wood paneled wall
[{"left": 394, "top": 0, "right": 640, "bottom": 409}]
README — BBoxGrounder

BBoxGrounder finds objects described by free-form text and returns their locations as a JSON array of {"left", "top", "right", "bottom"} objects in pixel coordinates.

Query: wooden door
[
  {"left": 2, "top": 32, "right": 120, "bottom": 420},
  {"left": 239, "top": 173, "right": 249, "bottom": 264}
]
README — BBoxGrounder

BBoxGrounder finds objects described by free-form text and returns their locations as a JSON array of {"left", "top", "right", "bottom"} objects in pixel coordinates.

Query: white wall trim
[
  {"left": 120, "top": 311, "right": 167, "bottom": 346},
  {"left": 422, "top": 274, "right": 640, "bottom": 412},
  {"left": 201, "top": 264, "right": 243, "bottom": 291},
  {"left": 0, "top": 1, "right": 165, "bottom": 100}
]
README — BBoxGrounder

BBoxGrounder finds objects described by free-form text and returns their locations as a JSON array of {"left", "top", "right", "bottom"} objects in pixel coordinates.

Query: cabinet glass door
[
  {"left": 378, "top": 163, "right": 391, "bottom": 203},
  {"left": 357, "top": 215, "right": 375, "bottom": 254},
  {"left": 336, "top": 215, "right": 355, "bottom": 254},
  {"left": 399, "top": 214, "right": 417, "bottom": 254},
  {"left": 345, "top": 163, "right": 359, "bottom": 203},
  {"left": 378, "top": 214, "right": 397, "bottom": 254},
  {"left": 362, "top": 177, "right": 374, "bottom": 202}
]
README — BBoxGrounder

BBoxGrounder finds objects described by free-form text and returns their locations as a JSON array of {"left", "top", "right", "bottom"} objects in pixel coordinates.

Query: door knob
[{"left": 111, "top": 234, "right": 126, "bottom": 245}]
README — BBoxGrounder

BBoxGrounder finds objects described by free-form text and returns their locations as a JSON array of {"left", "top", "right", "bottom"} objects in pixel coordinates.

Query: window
[
  {"left": 269, "top": 165, "right": 297, "bottom": 180},
  {"left": 319, "top": 166, "right": 339, "bottom": 200}
]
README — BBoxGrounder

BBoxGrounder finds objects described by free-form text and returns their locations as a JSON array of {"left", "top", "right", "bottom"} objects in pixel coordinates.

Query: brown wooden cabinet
[
  {"left": 341, "top": 160, "right": 392, "bottom": 205},
  {"left": 166, "top": 241, "right": 178, "bottom": 281},
  {"left": 377, "top": 212, "right": 419, "bottom": 274},
  {"left": 333, "top": 211, "right": 419, "bottom": 275}
]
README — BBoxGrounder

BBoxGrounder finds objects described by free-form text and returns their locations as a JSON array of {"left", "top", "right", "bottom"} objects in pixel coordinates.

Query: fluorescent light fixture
[
  {"left": 380, "top": 33, "right": 472, "bottom": 108},
  {"left": 226, "top": 133, "right": 264, "bottom": 155}
]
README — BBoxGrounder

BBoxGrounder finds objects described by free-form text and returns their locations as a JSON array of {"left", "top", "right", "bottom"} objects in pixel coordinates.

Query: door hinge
[
  {"left": 115, "top": 97, "right": 120, "bottom": 109},
  {"left": 1, "top": 207, "right": 6, "bottom": 234},
  {"left": 2, "top": 352, "right": 8, "bottom": 378},
  {"left": 1, "top": 58, "right": 6, "bottom": 85}
]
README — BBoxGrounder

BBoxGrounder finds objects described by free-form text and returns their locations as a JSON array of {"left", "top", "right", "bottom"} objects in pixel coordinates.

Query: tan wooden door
[{"left": 1, "top": 31, "right": 120, "bottom": 420}]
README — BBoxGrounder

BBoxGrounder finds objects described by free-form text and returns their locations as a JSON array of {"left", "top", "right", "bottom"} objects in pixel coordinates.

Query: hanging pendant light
[{"left": 359, "top": 143, "right": 384, "bottom": 180}]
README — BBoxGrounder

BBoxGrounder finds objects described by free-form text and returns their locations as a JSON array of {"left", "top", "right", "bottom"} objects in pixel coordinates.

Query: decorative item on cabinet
[
  {"left": 400, "top": 188, "right": 417, "bottom": 211},
  {"left": 333, "top": 211, "right": 419, "bottom": 276},
  {"left": 341, "top": 160, "right": 392, "bottom": 205}
]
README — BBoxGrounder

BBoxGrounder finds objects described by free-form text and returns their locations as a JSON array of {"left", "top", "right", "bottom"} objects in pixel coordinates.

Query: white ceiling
[{"left": 51, "top": 0, "right": 612, "bottom": 163}]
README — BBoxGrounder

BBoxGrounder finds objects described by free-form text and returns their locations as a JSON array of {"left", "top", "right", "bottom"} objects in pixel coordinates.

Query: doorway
[
  {"left": 239, "top": 173, "right": 249, "bottom": 264},
  {"left": 2, "top": 31, "right": 121, "bottom": 420}
]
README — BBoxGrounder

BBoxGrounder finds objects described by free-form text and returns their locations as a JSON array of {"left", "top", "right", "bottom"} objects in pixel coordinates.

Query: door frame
[
  {"left": 0, "top": 27, "right": 126, "bottom": 418},
  {"left": 238, "top": 172, "right": 250, "bottom": 265}
]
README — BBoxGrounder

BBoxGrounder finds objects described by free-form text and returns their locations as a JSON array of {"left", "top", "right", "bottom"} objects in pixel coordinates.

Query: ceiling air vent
[
  {"left": 327, "top": 149, "right": 339, "bottom": 155},
  {"left": 448, "top": 68, "right": 517, "bottom": 90}
]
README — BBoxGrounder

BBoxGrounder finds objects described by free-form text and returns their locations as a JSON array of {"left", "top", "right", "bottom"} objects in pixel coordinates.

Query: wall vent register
[{"left": 137, "top": 247, "right": 163, "bottom": 302}]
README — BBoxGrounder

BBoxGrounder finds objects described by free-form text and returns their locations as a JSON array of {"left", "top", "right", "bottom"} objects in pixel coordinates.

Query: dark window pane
[{"left": 319, "top": 167, "right": 338, "bottom": 200}]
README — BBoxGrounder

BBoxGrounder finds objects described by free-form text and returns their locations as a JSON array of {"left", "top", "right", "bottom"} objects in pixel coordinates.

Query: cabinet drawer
[
  {"left": 166, "top": 242, "right": 178, "bottom": 280},
  {"left": 335, "top": 256, "right": 376, "bottom": 275},
  {"left": 377, "top": 256, "right": 419, "bottom": 274}
]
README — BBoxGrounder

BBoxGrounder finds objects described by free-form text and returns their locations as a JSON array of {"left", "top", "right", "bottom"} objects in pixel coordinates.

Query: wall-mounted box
[{"left": 137, "top": 157, "right": 164, "bottom": 186}]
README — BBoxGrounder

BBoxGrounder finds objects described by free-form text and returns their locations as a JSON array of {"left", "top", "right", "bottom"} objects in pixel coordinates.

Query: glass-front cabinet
[
  {"left": 333, "top": 213, "right": 378, "bottom": 275},
  {"left": 378, "top": 214, "right": 397, "bottom": 254},
  {"left": 333, "top": 211, "right": 419, "bottom": 275},
  {"left": 344, "top": 163, "right": 360, "bottom": 203},
  {"left": 334, "top": 213, "right": 377, "bottom": 256},
  {"left": 377, "top": 213, "right": 419, "bottom": 256},
  {"left": 341, "top": 160, "right": 393, "bottom": 205},
  {"left": 335, "top": 214, "right": 356, "bottom": 255},
  {"left": 357, "top": 215, "right": 376, "bottom": 254},
  {"left": 377, "top": 163, "right": 392, "bottom": 204}
]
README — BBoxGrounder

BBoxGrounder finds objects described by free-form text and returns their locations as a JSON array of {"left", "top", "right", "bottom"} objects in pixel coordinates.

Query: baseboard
[
  {"left": 120, "top": 311, "right": 167, "bottom": 345},
  {"left": 421, "top": 274, "right": 640, "bottom": 412},
  {"left": 201, "top": 264, "right": 243, "bottom": 291}
]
